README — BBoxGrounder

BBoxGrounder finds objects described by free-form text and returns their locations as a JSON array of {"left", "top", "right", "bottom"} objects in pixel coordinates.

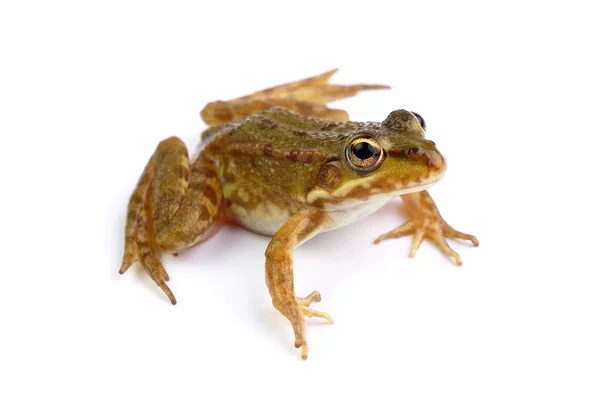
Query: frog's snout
[
  {"left": 424, "top": 149, "right": 444, "bottom": 170},
  {"left": 394, "top": 147, "right": 444, "bottom": 171}
]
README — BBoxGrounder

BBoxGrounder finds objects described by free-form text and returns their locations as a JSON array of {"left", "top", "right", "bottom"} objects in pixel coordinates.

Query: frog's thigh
[
  {"left": 149, "top": 137, "right": 224, "bottom": 252},
  {"left": 120, "top": 137, "right": 224, "bottom": 304}
]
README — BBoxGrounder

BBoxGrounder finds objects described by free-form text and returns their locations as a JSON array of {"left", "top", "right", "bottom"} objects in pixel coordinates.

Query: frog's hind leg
[
  {"left": 119, "top": 157, "right": 175, "bottom": 303},
  {"left": 119, "top": 137, "right": 224, "bottom": 304},
  {"left": 200, "top": 68, "right": 390, "bottom": 126}
]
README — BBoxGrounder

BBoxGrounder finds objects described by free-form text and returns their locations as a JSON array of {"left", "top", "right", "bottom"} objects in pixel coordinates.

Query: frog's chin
[
  {"left": 326, "top": 181, "right": 437, "bottom": 211},
  {"left": 388, "top": 181, "right": 437, "bottom": 197},
  {"left": 319, "top": 180, "right": 439, "bottom": 230}
]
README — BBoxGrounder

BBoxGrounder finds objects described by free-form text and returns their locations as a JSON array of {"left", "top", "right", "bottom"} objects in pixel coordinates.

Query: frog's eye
[
  {"left": 411, "top": 111, "right": 426, "bottom": 131},
  {"left": 346, "top": 137, "right": 384, "bottom": 172}
]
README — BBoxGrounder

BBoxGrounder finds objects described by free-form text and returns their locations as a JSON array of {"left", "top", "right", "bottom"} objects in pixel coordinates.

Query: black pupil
[
  {"left": 353, "top": 142, "right": 377, "bottom": 160},
  {"left": 411, "top": 111, "right": 425, "bottom": 128}
]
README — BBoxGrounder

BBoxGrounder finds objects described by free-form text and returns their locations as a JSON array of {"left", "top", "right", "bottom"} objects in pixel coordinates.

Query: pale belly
[
  {"left": 223, "top": 182, "right": 298, "bottom": 236},
  {"left": 228, "top": 200, "right": 296, "bottom": 236},
  {"left": 226, "top": 186, "right": 392, "bottom": 236},
  {"left": 322, "top": 196, "right": 391, "bottom": 231}
]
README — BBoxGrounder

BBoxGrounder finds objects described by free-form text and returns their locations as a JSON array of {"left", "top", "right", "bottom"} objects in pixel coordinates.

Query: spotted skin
[
  {"left": 119, "top": 137, "right": 224, "bottom": 304},
  {"left": 119, "top": 69, "right": 478, "bottom": 359}
]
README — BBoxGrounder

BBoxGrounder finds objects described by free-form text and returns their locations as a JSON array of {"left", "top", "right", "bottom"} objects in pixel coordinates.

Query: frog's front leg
[
  {"left": 374, "top": 190, "right": 478, "bottom": 266},
  {"left": 119, "top": 137, "right": 224, "bottom": 304},
  {"left": 265, "top": 209, "right": 334, "bottom": 360}
]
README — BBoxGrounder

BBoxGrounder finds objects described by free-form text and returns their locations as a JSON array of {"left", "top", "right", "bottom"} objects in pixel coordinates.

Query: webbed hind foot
[{"left": 200, "top": 68, "right": 390, "bottom": 125}]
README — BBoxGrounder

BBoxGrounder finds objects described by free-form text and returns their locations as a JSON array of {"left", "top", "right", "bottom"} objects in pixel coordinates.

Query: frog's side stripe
[{"left": 225, "top": 142, "right": 327, "bottom": 163}]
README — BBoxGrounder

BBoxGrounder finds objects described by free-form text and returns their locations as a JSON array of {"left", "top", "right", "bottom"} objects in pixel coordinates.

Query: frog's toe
[
  {"left": 297, "top": 290, "right": 322, "bottom": 307},
  {"left": 296, "top": 300, "right": 333, "bottom": 360},
  {"left": 140, "top": 255, "right": 177, "bottom": 304},
  {"left": 442, "top": 223, "right": 480, "bottom": 247},
  {"left": 298, "top": 291, "right": 333, "bottom": 324},
  {"left": 301, "top": 305, "right": 333, "bottom": 324},
  {"left": 373, "top": 216, "right": 477, "bottom": 266},
  {"left": 295, "top": 337, "right": 309, "bottom": 360},
  {"left": 274, "top": 294, "right": 333, "bottom": 360},
  {"left": 373, "top": 220, "right": 416, "bottom": 244},
  {"left": 119, "top": 254, "right": 135, "bottom": 275},
  {"left": 408, "top": 229, "right": 426, "bottom": 258},
  {"left": 427, "top": 231, "right": 463, "bottom": 266}
]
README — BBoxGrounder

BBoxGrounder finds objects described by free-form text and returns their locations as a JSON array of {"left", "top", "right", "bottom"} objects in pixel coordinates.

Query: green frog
[{"left": 119, "top": 69, "right": 479, "bottom": 360}]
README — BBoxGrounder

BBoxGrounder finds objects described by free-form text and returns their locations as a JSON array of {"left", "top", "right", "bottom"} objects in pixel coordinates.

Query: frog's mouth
[
  {"left": 385, "top": 180, "right": 439, "bottom": 197},
  {"left": 316, "top": 177, "right": 444, "bottom": 229},
  {"left": 339, "top": 174, "right": 443, "bottom": 208},
  {"left": 308, "top": 169, "right": 445, "bottom": 211}
]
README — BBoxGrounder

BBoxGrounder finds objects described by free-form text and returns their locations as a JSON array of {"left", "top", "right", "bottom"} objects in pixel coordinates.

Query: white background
[{"left": 1, "top": 1, "right": 599, "bottom": 399}]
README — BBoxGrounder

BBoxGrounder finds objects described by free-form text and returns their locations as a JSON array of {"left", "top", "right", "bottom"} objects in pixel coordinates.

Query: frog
[{"left": 119, "top": 69, "right": 479, "bottom": 360}]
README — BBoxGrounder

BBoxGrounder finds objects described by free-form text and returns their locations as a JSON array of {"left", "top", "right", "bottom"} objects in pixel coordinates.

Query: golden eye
[{"left": 346, "top": 137, "right": 384, "bottom": 171}]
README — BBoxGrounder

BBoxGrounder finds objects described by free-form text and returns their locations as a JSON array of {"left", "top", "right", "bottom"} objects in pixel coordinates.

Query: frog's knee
[
  {"left": 157, "top": 136, "right": 186, "bottom": 153},
  {"left": 155, "top": 227, "right": 187, "bottom": 253}
]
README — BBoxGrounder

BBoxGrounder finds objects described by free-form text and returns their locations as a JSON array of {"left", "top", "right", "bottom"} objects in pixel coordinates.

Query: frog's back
[
  {"left": 201, "top": 107, "right": 368, "bottom": 149},
  {"left": 206, "top": 107, "right": 374, "bottom": 198},
  {"left": 197, "top": 108, "right": 371, "bottom": 235}
]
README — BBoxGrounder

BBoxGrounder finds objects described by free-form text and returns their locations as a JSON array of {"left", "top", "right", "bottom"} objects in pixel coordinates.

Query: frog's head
[{"left": 309, "top": 110, "right": 446, "bottom": 209}]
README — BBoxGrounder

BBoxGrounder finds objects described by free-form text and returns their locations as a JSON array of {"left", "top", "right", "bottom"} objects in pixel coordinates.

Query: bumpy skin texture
[{"left": 119, "top": 69, "right": 478, "bottom": 359}]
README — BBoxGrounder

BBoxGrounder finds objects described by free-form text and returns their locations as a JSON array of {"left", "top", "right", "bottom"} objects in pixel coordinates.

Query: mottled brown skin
[{"left": 119, "top": 70, "right": 478, "bottom": 359}]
